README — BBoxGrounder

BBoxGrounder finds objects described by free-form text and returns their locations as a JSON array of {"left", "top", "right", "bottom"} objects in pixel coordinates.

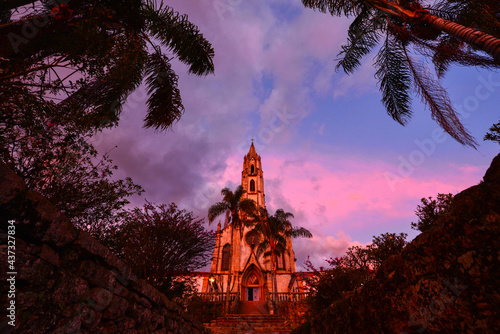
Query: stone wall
[
  {"left": 0, "top": 161, "right": 207, "bottom": 333},
  {"left": 294, "top": 153, "right": 500, "bottom": 333}
]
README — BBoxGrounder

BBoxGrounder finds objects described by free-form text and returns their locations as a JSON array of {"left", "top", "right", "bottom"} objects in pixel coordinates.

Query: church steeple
[
  {"left": 242, "top": 142, "right": 265, "bottom": 208},
  {"left": 247, "top": 141, "right": 258, "bottom": 159}
]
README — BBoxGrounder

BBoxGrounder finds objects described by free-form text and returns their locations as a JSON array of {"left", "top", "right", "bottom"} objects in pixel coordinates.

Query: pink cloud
[
  {"left": 293, "top": 230, "right": 366, "bottom": 271},
  {"left": 259, "top": 151, "right": 486, "bottom": 241}
]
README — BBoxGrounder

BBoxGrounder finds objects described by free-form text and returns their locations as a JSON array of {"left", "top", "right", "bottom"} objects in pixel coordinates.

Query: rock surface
[{"left": 0, "top": 161, "right": 207, "bottom": 333}]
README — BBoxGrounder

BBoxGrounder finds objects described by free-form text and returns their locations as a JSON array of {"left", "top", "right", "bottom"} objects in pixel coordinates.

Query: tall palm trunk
[
  {"left": 420, "top": 14, "right": 500, "bottom": 62},
  {"left": 368, "top": 0, "right": 500, "bottom": 62},
  {"left": 225, "top": 222, "right": 234, "bottom": 311},
  {"left": 270, "top": 238, "right": 278, "bottom": 300}
]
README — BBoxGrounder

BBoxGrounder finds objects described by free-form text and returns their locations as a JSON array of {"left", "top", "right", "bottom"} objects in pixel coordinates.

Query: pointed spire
[{"left": 247, "top": 141, "right": 258, "bottom": 159}]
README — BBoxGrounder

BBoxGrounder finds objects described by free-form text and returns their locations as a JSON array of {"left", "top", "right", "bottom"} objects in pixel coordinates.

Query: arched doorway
[{"left": 242, "top": 265, "right": 263, "bottom": 301}]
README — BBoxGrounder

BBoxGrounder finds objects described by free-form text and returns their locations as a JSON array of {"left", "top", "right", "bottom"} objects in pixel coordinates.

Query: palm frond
[
  {"left": 220, "top": 187, "right": 233, "bottom": 199},
  {"left": 256, "top": 240, "right": 270, "bottom": 257},
  {"left": 274, "top": 208, "right": 294, "bottom": 221},
  {"left": 207, "top": 201, "right": 229, "bottom": 224},
  {"left": 239, "top": 198, "right": 257, "bottom": 216},
  {"left": 301, "top": 0, "right": 363, "bottom": 17},
  {"left": 233, "top": 185, "right": 245, "bottom": 201},
  {"left": 403, "top": 47, "right": 477, "bottom": 147},
  {"left": 143, "top": 1, "right": 214, "bottom": 76},
  {"left": 225, "top": 210, "right": 231, "bottom": 227},
  {"left": 431, "top": 0, "right": 500, "bottom": 38},
  {"left": 143, "top": 51, "right": 183, "bottom": 130},
  {"left": 415, "top": 38, "right": 500, "bottom": 78},
  {"left": 375, "top": 35, "right": 412, "bottom": 125},
  {"left": 336, "top": 7, "right": 383, "bottom": 74},
  {"left": 274, "top": 234, "right": 287, "bottom": 248},
  {"left": 289, "top": 227, "right": 313, "bottom": 239},
  {"left": 60, "top": 34, "right": 147, "bottom": 128}
]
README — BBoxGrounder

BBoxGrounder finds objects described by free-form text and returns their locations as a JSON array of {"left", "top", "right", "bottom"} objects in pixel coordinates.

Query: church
[{"left": 197, "top": 143, "right": 306, "bottom": 306}]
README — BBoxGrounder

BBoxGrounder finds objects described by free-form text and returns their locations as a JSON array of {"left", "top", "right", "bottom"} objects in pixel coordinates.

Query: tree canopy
[
  {"left": 301, "top": 0, "right": 500, "bottom": 147},
  {"left": 484, "top": 120, "right": 500, "bottom": 145},
  {"left": 0, "top": 0, "right": 215, "bottom": 131},
  {"left": 208, "top": 185, "right": 257, "bottom": 230},
  {"left": 303, "top": 231, "right": 407, "bottom": 315},
  {"left": 101, "top": 202, "right": 215, "bottom": 299},
  {"left": 411, "top": 193, "right": 454, "bottom": 232},
  {"left": 0, "top": 93, "right": 143, "bottom": 231}
]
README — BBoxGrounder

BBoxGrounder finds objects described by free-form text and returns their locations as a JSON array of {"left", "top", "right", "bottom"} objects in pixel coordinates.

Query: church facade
[{"left": 198, "top": 143, "right": 305, "bottom": 302}]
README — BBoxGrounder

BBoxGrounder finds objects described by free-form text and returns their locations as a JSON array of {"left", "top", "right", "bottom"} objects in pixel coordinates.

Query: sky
[{"left": 93, "top": 0, "right": 500, "bottom": 270}]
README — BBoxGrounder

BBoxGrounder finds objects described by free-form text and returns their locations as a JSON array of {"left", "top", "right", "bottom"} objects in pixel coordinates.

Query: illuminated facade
[{"left": 200, "top": 143, "right": 304, "bottom": 302}]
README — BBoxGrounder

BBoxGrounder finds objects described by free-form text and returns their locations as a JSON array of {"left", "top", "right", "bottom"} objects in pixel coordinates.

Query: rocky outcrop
[
  {"left": 0, "top": 161, "right": 207, "bottom": 333},
  {"left": 296, "top": 154, "right": 500, "bottom": 333}
]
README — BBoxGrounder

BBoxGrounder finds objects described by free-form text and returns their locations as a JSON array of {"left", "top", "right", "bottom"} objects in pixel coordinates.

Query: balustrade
[
  {"left": 194, "top": 292, "right": 237, "bottom": 303},
  {"left": 269, "top": 292, "right": 309, "bottom": 302}
]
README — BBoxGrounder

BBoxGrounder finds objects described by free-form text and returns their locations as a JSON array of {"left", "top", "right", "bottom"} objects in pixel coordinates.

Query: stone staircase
[
  {"left": 237, "top": 301, "right": 269, "bottom": 315},
  {"left": 206, "top": 301, "right": 298, "bottom": 334},
  {"left": 207, "top": 314, "right": 297, "bottom": 333}
]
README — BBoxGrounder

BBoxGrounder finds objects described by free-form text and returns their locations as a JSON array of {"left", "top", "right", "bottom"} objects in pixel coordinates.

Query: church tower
[
  {"left": 200, "top": 143, "right": 305, "bottom": 309},
  {"left": 241, "top": 141, "right": 265, "bottom": 208}
]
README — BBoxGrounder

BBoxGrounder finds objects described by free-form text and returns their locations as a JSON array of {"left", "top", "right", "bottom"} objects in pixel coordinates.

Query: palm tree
[
  {"left": 208, "top": 185, "right": 257, "bottom": 231},
  {"left": 251, "top": 208, "right": 312, "bottom": 300},
  {"left": 301, "top": 0, "right": 500, "bottom": 147},
  {"left": 0, "top": 0, "right": 214, "bottom": 131},
  {"left": 208, "top": 185, "right": 257, "bottom": 305}
]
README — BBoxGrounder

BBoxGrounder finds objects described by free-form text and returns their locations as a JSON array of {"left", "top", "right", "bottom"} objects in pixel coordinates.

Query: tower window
[
  {"left": 250, "top": 179, "right": 255, "bottom": 192},
  {"left": 276, "top": 246, "right": 285, "bottom": 270},
  {"left": 221, "top": 244, "right": 230, "bottom": 271},
  {"left": 251, "top": 165, "right": 255, "bottom": 174}
]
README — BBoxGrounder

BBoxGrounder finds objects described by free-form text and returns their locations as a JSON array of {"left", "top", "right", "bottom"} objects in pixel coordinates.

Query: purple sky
[{"left": 93, "top": 0, "right": 500, "bottom": 270}]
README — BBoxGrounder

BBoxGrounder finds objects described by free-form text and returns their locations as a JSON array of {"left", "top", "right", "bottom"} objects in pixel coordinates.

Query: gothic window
[
  {"left": 221, "top": 244, "right": 230, "bottom": 271},
  {"left": 251, "top": 164, "right": 255, "bottom": 174},
  {"left": 248, "top": 272, "right": 259, "bottom": 285},
  {"left": 276, "top": 246, "right": 285, "bottom": 270},
  {"left": 245, "top": 231, "right": 261, "bottom": 247},
  {"left": 250, "top": 179, "right": 255, "bottom": 192}
]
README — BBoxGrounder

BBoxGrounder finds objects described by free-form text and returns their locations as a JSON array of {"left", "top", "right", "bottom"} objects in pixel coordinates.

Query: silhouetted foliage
[
  {"left": 251, "top": 207, "right": 312, "bottom": 294},
  {"left": 368, "top": 232, "right": 408, "bottom": 268},
  {"left": 185, "top": 294, "right": 224, "bottom": 324},
  {"left": 303, "top": 257, "right": 372, "bottom": 315},
  {"left": 301, "top": 0, "right": 500, "bottom": 147},
  {"left": 0, "top": 94, "right": 143, "bottom": 231},
  {"left": 102, "top": 202, "right": 215, "bottom": 299},
  {"left": 411, "top": 193, "right": 453, "bottom": 232},
  {"left": 0, "top": 0, "right": 214, "bottom": 131},
  {"left": 484, "top": 120, "right": 500, "bottom": 145},
  {"left": 303, "top": 232, "right": 407, "bottom": 316},
  {"left": 208, "top": 185, "right": 257, "bottom": 229}
]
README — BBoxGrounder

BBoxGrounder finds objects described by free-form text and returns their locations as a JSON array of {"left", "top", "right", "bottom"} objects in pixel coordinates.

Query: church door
[
  {"left": 243, "top": 268, "right": 262, "bottom": 301},
  {"left": 247, "top": 287, "right": 260, "bottom": 301}
]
